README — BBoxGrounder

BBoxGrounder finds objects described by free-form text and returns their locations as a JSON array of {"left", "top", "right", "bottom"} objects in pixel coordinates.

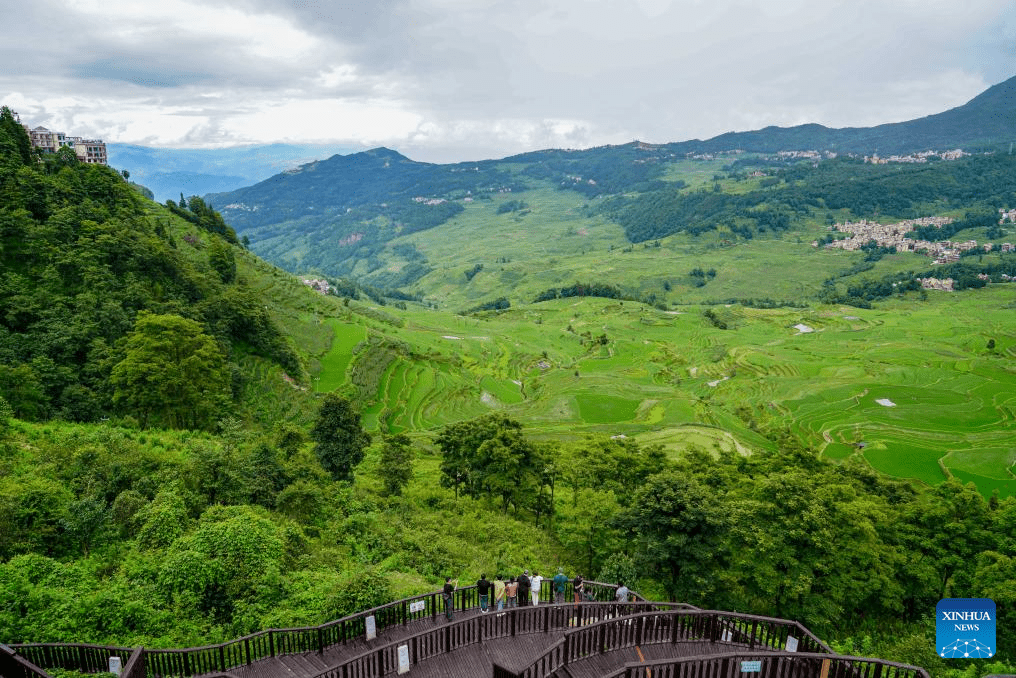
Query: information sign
[
  {"left": 397, "top": 645, "right": 410, "bottom": 674},
  {"left": 365, "top": 615, "right": 376, "bottom": 641},
  {"left": 410, "top": 600, "right": 426, "bottom": 614},
  {"left": 786, "top": 635, "right": 799, "bottom": 652},
  {"left": 740, "top": 660, "right": 762, "bottom": 673}
]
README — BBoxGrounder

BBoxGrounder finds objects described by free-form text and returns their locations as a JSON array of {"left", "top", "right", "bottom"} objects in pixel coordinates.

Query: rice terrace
[{"left": 310, "top": 283, "right": 1016, "bottom": 498}]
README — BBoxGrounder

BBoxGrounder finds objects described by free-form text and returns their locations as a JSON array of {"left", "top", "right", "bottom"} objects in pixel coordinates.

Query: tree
[
  {"left": 110, "top": 312, "right": 230, "bottom": 429},
  {"left": 378, "top": 433, "right": 414, "bottom": 496},
  {"left": 614, "top": 471, "right": 725, "bottom": 604},
  {"left": 310, "top": 393, "right": 371, "bottom": 481},
  {"left": 208, "top": 237, "right": 236, "bottom": 283}
]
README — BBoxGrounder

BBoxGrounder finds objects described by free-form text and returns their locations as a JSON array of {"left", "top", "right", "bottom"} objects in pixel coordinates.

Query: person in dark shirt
[
  {"left": 443, "top": 576, "right": 457, "bottom": 620},
  {"left": 477, "top": 573, "right": 492, "bottom": 613},
  {"left": 517, "top": 570, "right": 531, "bottom": 607},
  {"left": 553, "top": 568, "right": 568, "bottom": 604},
  {"left": 573, "top": 574, "right": 584, "bottom": 603}
]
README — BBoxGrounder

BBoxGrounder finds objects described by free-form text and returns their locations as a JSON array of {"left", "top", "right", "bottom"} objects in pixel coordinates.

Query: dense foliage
[
  {"left": 0, "top": 107, "right": 300, "bottom": 426},
  {"left": 603, "top": 153, "right": 1016, "bottom": 244}
]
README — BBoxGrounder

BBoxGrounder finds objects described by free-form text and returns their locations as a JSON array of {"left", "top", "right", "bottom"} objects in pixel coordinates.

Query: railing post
[
  {"left": 218, "top": 645, "right": 225, "bottom": 672},
  {"left": 269, "top": 631, "right": 275, "bottom": 658},
  {"left": 432, "top": 593, "right": 437, "bottom": 620},
  {"left": 317, "top": 628, "right": 324, "bottom": 654},
  {"left": 636, "top": 615, "right": 644, "bottom": 646},
  {"left": 183, "top": 652, "right": 190, "bottom": 677},
  {"left": 511, "top": 609, "right": 517, "bottom": 637},
  {"left": 244, "top": 638, "right": 250, "bottom": 665},
  {"left": 403, "top": 600, "right": 408, "bottom": 626}
]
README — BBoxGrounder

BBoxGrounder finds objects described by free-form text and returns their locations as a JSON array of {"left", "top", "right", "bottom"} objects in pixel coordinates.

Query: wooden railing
[
  {"left": 493, "top": 609, "right": 834, "bottom": 678},
  {"left": 2, "top": 643, "right": 53, "bottom": 678},
  {"left": 7, "top": 580, "right": 630, "bottom": 678},
  {"left": 11, "top": 643, "right": 136, "bottom": 676},
  {"left": 599, "top": 651, "right": 931, "bottom": 678},
  {"left": 314, "top": 601, "right": 693, "bottom": 678}
]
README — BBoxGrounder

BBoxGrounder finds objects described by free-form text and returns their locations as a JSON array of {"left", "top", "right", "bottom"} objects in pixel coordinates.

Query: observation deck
[{"left": 3, "top": 581, "right": 928, "bottom": 678}]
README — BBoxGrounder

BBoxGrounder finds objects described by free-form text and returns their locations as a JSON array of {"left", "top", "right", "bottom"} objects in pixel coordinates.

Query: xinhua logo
[{"left": 937, "top": 598, "right": 995, "bottom": 658}]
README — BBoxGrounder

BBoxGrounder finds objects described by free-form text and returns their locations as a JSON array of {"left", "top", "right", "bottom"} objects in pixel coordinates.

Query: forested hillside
[{"left": 4, "top": 104, "right": 1016, "bottom": 678}]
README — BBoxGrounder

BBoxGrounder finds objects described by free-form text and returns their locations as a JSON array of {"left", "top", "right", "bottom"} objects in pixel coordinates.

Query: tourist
[
  {"left": 494, "top": 574, "right": 506, "bottom": 613},
  {"left": 553, "top": 567, "right": 568, "bottom": 604},
  {"left": 518, "top": 570, "right": 530, "bottom": 606},
  {"left": 530, "top": 571, "right": 543, "bottom": 606},
  {"left": 615, "top": 582, "right": 629, "bottom": 604},
  {"left": 506, "top": 576, "right": 518, "bottom": 608},
  {"left": 443, "top": 576, "right": 456, "bottom": 620},
  {"left": 477, "top": 573, "right": 492, "bottom": 613},
  {"left": 573, "top": 573, "right": 584, "bottom": 603}
]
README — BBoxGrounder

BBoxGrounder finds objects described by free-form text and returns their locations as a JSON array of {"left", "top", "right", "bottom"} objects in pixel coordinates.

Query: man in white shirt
[{"left": 530, "top": 571, "right": 543, "bottom": 606}]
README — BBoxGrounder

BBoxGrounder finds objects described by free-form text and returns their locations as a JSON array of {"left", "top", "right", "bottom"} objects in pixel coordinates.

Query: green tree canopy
[
  {"left": 110, "top": 312, "right": 230, "bottom": 429},
  {"left": 378, "top": 433, "right": 414, "bottom": 496},
  {"left": 310, "top": 393, "right": 371, "bottom": 481}
]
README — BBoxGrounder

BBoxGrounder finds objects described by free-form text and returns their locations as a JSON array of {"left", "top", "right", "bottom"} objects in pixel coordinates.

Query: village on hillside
[{"left": 816, "top": 214, "right": 1015, "bottom": 264}]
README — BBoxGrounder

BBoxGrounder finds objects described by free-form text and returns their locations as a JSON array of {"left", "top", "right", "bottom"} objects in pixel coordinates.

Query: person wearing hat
[{"left": 552, "top": 567, "right": 568, "bottom": 604}]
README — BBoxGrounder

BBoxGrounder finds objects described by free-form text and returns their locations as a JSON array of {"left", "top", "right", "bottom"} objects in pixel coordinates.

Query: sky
[{"left": 3, "top": 0, "right": 1016, "bottom": 164}]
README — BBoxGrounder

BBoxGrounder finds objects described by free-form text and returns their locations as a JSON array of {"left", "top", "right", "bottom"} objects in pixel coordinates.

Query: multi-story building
[{"left": 23, "top": 123, "right": 107, "bottom": 165}]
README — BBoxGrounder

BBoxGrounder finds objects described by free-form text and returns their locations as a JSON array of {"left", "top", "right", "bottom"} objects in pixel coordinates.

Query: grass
[
  {"left": 305, "top": 286, "right": 1016, "bottom": 498},
  {"left": 266, "top": 158, "right": 1016, "bottom": 498}
]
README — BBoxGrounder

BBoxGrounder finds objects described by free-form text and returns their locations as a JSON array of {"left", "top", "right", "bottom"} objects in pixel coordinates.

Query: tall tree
[
  {"left": 310, "top": 393, "right": 371, "bottom": 482},
  {"left": 110, "top": 312, "right": 230, "bottom": 429},
  {"left": 378, "top": 433, "right": 414, "bottom": 496}
]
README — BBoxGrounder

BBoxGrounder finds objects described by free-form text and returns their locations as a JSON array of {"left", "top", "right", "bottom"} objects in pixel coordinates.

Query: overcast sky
[{"left": 3, "top": 0, "right": 1015, "bottom": 163}]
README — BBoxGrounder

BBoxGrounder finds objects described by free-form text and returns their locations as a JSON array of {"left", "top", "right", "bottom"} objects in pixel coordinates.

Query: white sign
[
  {"left": 722, "top": 629, "right": 733, "bottom": 642},
  {"left": 410, "top": 600, "right": 426, "bottom": 614},
  {"left": 365, "top": 615, "right": 376, "bottom": 641},
  {"left": 785, "top": 635, "right": 799, "bottom": 652},
  {"left": 741, "top": 661, "right": 762, "bottom": 673},
  {"left": 109, "top": 657, "right": 122, "bottom": 677},
  {"left": 397, "top": 645, "right": 410, "bottom": 675}
]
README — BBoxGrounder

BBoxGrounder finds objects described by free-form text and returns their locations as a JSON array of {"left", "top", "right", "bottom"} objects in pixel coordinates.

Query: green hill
[{"left": 7, "top": 103, "right": 1016, "bottom": 675}]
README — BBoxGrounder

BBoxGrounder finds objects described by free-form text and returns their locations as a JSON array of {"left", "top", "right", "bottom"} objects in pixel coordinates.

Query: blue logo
[{"left": 937, "top": 599, "right": 995, "bottom": 658}]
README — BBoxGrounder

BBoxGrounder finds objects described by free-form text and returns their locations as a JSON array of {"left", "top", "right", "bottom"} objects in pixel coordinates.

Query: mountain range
[{"left": 197, "top": 74, "right": 1016, "bottom": 294}]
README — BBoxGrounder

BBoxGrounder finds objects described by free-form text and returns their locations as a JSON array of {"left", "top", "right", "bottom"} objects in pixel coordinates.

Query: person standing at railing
[
  {"left": 493, "top": 574, "right": 506, "bottom": 613},
  {"left": 573, "top": 573, "right": 584, "bottom": 603},
  {"left": 477, "top": 574, "right": 492, "bottom": 613},
  {"left": 518, "top": 570, "right": 530, "bottom": 606},
  {"left": 553, "top": 568, "right": 568, "bottom": 604},
  {"left": 443, "top": 577, "right": 457, "bottom": 620},
  {"left": 615, "top": 582, "right": 629, "bottom": 603},
  {"left": 530, "top": 571, "right": 543, "bottom": 606},
  {"left": 506, "top": 576, "right": 518, "bottom": 608}
]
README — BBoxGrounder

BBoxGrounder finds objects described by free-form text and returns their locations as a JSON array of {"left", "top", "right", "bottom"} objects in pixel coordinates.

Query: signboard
[
  {"left": 410, "top": 600, "right": 426, "bottom": 614},
  {"left": 740, "top": 661, "right": 762, "bottom": 673},
  {"left": 820, "top": 659, "right": 831, "bottom": 678},
  {"left": 109, "top": 657, "right": 122, "bottom": 677},
  {"left": 365, "top": 615, "right": 376, "bottom": 641},
  {"left": 785, "top": 635, "right": 799, "bottom": 652},
  {"left": 397, "top": 645, "right": 410, "bottom": 675}
]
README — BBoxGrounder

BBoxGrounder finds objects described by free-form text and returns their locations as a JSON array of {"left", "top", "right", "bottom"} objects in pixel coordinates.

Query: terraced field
[{"left": 311, "top": 286, "right": 1016, "bottom": 497}]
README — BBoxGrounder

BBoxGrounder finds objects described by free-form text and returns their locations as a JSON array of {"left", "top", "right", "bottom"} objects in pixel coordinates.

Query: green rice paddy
[{"left": 314, "top": 288, "right": 1016, "bottom": 496}]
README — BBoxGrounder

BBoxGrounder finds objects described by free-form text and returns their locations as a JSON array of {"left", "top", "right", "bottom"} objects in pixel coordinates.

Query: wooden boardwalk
[{"left": 208, "top": 608, "right": 760, "bottom": 678}]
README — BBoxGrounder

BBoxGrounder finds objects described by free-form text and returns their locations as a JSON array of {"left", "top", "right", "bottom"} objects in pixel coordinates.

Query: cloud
[{"left": 2, "top": 0, "right": 1015, "bottom": 161}]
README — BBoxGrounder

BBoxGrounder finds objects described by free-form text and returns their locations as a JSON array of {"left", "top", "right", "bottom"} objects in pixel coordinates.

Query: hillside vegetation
[{"left": 4, "top": 103, "right": 1016, "bottom": 678}]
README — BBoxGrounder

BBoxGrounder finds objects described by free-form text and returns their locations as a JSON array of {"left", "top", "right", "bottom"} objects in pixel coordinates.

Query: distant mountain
[
  {"left": 107, "top": 142, "right": 354, "bottom": 202},
  {"left": 677, "top": 75, "right": 1016, "bottom": 155},
  {"left": 207, "top": 148, "right": 526, "bottom": 277},
  {"left": 206, "top": 75, "right": 1016, "bottom": 283}
]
